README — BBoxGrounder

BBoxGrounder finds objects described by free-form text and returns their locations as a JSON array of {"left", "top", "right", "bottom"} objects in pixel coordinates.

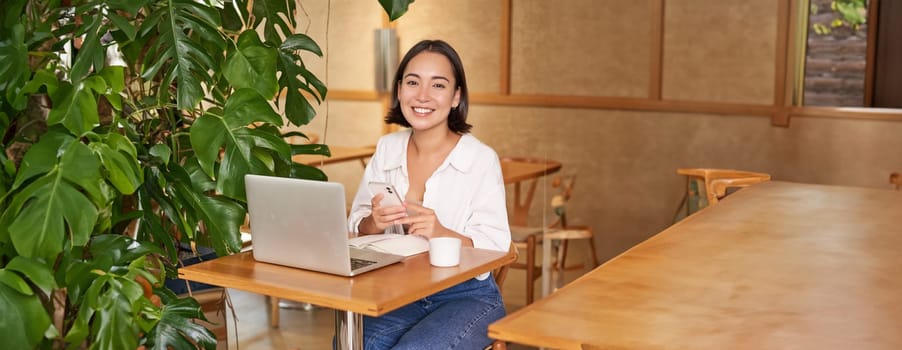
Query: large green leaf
[
  {"left": 180, "top": 186, "right": 244, "bottom": 256},
  {"left": 8, "top": 128, "right": 72, "bottom": 190},
  {"left": 98, "top": 66, "right": 126, "bottom": 96},
  {"left": 65, "top": 273, "right": 144, "bottom": 349},
  {"left": 190, "top": 88, "right": 285, "bottom": 186},
  {"left": 281, "top": 33, "right": 322, "bottom": 55},
  {"left": 89, "top": 234, "right": 161, "bottom": 267},
  {"left": 0, "top": 22, "right": 28, "bottom": 96},
  {"left": 0, "top": 0, "right": 27, "bottom": 30},
  {"left": 217, "top": 128, "right": 288, "bottom": 197},
  {"left": 2, "top": 133, "right": 101, "bottom": 261},
  {"left": 277, "top": 49, "right": 322, "bottom": 126},
  {"left": 69, "top": 10, "right": 106, "bottom": 83},
  {"left": 224, "top": 30, "right": 278, "bottom": 99},
  {"left": 10, "top": 69, "right": 58, "bottom": 111},
  {"left": 145, "top": 289, "right": 217, "bottom": 350},
  {"left": 91, "top": 133, "right": 143, "bottom": 195},
  {"left": 64, "top": 241, "right": 159, "bottom": 346},
  {"left": 0, "top": 279, "right": 51, "bottom": 350},
  {"left": 0, "top": 151, "right": 11, "bottom": 204},
  {"left": 105, "top": 11, "right": 138, "bottom": 41},
  {"left": 141, "top": 0, "right": 224, "bottom": 110},
  {"left": 47, "top": 80, "right": 102, "bottom": 136},
  {"left": 92, "top": 277, "right": 143, "bottom": 350},
  {"left": 379, "top": 0, "right": 415, "bottom": 21},
  {"left": 136, "top": 165, "right": 188, "bottom": 260},
  {"left": 4, "top": 256, "right": 57, "bottom": 295},
  {"left": 251, "top": 0, "right": 297, "bottom": 44}
]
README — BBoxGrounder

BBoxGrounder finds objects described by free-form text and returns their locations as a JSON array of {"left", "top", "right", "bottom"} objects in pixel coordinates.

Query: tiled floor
[{"left": 223, "top": 242, "right": 597, "bottom": 350}]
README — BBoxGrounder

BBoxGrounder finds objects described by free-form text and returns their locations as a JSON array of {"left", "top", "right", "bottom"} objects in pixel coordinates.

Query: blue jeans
[{"left": 361, "top": 276, "right": 505, "bottom": 350}]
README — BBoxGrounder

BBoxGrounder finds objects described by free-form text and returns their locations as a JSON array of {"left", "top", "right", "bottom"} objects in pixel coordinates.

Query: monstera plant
[{"left": 0, "top": 0, "right": 412, "bottom": 348}]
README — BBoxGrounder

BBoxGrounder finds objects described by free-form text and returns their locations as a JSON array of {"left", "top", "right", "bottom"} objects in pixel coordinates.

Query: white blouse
[{"left": 348, "top": 129, "right": 511, "bottom": 254}]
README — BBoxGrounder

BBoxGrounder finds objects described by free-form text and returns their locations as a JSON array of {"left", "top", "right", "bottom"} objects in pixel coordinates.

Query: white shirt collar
[{"left": 382, "top": 129, "right": 477, "bottom": 175}]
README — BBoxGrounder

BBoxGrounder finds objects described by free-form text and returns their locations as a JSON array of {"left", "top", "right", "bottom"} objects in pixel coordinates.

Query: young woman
[{"left": 347, "top": 39, "right": 511, "bottom": 349}]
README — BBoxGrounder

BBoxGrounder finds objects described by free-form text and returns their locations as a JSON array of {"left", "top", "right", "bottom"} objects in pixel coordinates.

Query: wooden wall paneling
[
  {"left": 470, "top": 93, "right": 775, "bottom": 117},
  {"left": 323, "top": 1, "right": 902, "bottom": 123},
  {"left": 500, "top": 0, "right": 512, "bottom": 95},
  {"left": 509, "top": 0, "right": 653, "bottom": 97},
  {"left": 649, "top": 0, "right": 665, "bottom": 100},
  {"left": 863, "top": 0, "right": 879, "bottom": 106},
  {"left": 662, "top": 0, "right": 778, "bottom": 105},
  {"left": 317, "top": 0, "right": 383, "bottom": 91},
  {"left": 772, "top": 0, "right": 791, "bottom": 126},
  {"left": 393, "top": 0, "right": 503, "bottom": 94},
  {"left": 789, "top": 106, "right": 902, "bottom": 122}
]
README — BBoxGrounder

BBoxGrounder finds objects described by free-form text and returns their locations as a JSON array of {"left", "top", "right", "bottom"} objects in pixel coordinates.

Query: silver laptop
[{"left": 244, "top": 174, "right": 405, "bottom": 276}]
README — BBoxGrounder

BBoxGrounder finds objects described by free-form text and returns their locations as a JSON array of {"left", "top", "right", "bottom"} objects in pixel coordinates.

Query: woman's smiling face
[{"left": 397, "top": 51, "right": 461, "bottom": 133}]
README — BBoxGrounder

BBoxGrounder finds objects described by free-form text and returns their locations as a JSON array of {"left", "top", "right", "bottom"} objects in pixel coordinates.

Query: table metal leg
[{"left": 334, "top": 309, "right": 363, "bottom": 350}]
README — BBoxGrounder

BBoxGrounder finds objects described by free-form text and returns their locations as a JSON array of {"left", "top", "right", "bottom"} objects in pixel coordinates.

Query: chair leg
[
  {"left": 557, "top": 240, "right": 570, "bottom": 270},
  {"left": 587, "top": 236, "right": 600, "bottom": 268},
  {"left": 525, "top": 234, "right": 536, "bottom": 305},
  {"left": 269, "top": 296, "right": 280, "bottom": 328}
]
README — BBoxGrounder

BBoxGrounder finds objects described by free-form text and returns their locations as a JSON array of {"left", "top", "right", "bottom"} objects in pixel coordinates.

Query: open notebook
[{"left": 348, "top": 234, "right": 429, "bottom": 257}]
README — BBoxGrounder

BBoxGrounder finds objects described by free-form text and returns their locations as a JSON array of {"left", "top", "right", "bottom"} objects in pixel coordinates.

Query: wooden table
[
  {"left": 179, "top": 248, "right": 514, "bottom": 350},
  {"left": 292, "top": 145, "right": 375, "bottom": 167},
  {"left": 500, "top": 157, "right": 563, "bottom": 298},
  {"left": 489, "top": 181, "right": 902, "bottom": 349}
]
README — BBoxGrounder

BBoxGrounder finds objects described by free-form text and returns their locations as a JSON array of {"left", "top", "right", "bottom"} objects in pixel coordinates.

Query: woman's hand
[
  {"left": 398, "top": 201, "right": 447, "bottom": 238},
  {"left": 363, "top": 193, "right": 408, "bottom": 233}
]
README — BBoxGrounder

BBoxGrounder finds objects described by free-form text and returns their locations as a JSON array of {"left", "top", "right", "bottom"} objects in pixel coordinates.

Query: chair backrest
[
  {"left": 678, "top": 168, "right": 771, "bottom": 205},
  {"left": 675, "top": 168, "right": 771, "bottom": 219},
  {"left": 549, "top": 174, "right": 577, "bottom": 228}
]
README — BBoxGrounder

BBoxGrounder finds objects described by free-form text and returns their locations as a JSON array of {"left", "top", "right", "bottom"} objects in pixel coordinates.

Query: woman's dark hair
[{"left": 385, "top": 39, "right": 472, "bottom": 133}]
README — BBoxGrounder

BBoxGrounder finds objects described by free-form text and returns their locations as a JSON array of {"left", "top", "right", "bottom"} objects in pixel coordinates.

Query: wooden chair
[
  {"left": 492, "top": 242, "right": 519, "bottom": 292},
  {"left": 507, "top": 174, "right": 600, "bottom": 305},
  {"left": 676, "top": 168, "right": 772, "bottom": 218}
]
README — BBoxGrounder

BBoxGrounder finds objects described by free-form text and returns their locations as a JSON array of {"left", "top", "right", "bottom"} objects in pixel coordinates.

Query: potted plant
[{"left": 0, "top": 0, "right": 412, "bottom": 348}]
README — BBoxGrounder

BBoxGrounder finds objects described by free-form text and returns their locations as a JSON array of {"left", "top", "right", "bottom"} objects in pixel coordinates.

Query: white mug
[{"left": 428, "top": 237, "right": 461, "bottom": 267}]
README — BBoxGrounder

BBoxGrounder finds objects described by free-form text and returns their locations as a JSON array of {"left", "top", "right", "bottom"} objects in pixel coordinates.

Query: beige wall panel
[
  {"left": 510, "top": 0, "right": 654, "bottom": 97},
  {"left": 297, "top": 0, "right": 384, "bottom": 91},
  {"left": 770, "top": 117, "right": 902, "bottom": 188},
  {"left": 662, "top": 0, "right": 777, "bottom": 104},
  {"left": 394, "top": 0, "right": 502, "bottom": 93}
]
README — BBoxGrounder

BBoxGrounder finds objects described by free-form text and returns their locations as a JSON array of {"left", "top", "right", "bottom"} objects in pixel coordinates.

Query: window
[{"left": 799, "top": 0, "right": 901, "bottom": 108}]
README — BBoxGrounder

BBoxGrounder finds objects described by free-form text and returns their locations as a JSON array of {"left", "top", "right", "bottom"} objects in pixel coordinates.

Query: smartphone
[
  {"left": 367, "top": 182, "right": 403, "bottom": 207},
  {"left": 367, "top": 182, "right": 407, "bottom": 234}
]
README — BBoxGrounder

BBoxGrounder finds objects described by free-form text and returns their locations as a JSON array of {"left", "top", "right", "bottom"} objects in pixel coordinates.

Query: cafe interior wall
[{"left": 290, "top": 0, "right": 902, "bottom": 262}]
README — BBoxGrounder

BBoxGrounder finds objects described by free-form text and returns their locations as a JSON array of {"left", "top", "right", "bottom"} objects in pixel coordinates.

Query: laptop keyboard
[{"left": 351, "top": 257, "right": 377, "bottom": 270}]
